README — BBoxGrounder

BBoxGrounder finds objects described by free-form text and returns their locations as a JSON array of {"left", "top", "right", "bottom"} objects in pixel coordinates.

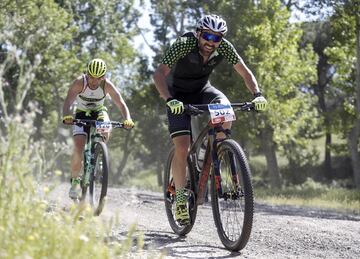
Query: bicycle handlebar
[
  {"left": 65, "top": 119, "right": 125, "bottom": 128},
  {"left": 184, "top": 102, "right": 255, "bottom": 116}
]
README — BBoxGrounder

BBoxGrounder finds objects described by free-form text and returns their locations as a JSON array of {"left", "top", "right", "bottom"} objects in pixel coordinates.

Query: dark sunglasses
[{"left": 201, "top": 31, "right": 223, "bottom": 43}]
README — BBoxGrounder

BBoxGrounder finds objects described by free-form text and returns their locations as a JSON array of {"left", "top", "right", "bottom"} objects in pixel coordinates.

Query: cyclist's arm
[
  {"left": 153, "top": 64, "right": 172, "bottom": 101},
  {"left": 62, "top": 78, "right": 82, "bottom": 117},
  {"left": 218, "top": 38, "right": 261, "bottom": 95},
  {"left": 105, "top": 80, "right": 132, "bottom": 120},
  {"left": 233, "top": 61, "right": 261, "bottom": 95}
]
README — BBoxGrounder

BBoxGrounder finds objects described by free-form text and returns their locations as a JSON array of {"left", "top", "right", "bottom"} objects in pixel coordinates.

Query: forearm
[
  {"left": 112, "top": 97, "right": 132, "bottom": 120},
  {"left": 118, "top": 104, "right": 132, "bottom": 120},
  {"left": 62, "top": 99, "right": 73, "bottom": 116},
  {"left": 233, "top": 62, "right": 261, "bottom": 95},
  {"left": 153, "top": 67, "right": 172, "bottom": 101},
  {"left": 244, "top": 73, "right": 261, "bottom": 95}
]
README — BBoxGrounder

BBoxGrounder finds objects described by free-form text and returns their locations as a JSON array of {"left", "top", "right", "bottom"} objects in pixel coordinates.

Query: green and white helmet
[
  {"left": 87, "top": 58, "right": 107, "bottom": 78},
  {"left": 196, "top": 14, "right": 228, "bottom": 35}
]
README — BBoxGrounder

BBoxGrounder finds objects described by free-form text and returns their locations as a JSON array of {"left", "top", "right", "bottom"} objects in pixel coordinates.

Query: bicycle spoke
[
  {"left": 89, "top": 142, "right": 108, "bottom": 216},
  {"left": 163, "top": 147, "right": 198, "bottom": 235},
  {"left": 211, "top": 139, "right": 253, "bottom": 251},
  {"left": 217, "top": 150, "right": 245, "bottom": 241}
]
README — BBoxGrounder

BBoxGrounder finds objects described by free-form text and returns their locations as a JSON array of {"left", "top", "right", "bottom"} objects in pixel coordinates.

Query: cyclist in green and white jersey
[
  {"left": 153, "top": 15, "right": 267, "bottom": 225},
  {"left": 63, "top": 58, "right": 134, "bottom": 199}
]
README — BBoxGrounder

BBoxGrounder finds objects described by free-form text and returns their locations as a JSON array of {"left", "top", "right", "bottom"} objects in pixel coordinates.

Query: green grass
[
  {"left": 255, "top": 179, "right": 360, "bottom": 214},
  {"left": 0, "top": 121, "right": 143, "bottom": 259},
  {"left": 124, "top": 169, "right": 162, "bottom": 192}
]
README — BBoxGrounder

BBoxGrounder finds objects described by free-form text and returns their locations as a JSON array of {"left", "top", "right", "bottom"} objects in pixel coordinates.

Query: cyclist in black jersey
[{"left": 153, "top": 14, "right": 267, "bottom": 225}]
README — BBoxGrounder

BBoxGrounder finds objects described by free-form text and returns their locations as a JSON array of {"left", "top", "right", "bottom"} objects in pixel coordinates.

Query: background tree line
[{"left": 0, "top": 0, "right": 359, "bottom": 190}]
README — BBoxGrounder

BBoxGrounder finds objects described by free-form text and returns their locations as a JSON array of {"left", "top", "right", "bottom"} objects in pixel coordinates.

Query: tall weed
[{"left": 0, "top": 116, "right": 138, "bottom": 258}]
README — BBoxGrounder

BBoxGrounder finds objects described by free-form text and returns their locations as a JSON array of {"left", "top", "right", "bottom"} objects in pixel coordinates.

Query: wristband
[{"left": 63, "top": 115, "right": 73, "bottom": 120}]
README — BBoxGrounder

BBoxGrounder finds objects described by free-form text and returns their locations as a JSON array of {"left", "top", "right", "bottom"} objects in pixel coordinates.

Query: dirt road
[{"left": 47, "top": 184, "right": 360, "bottom": 258}]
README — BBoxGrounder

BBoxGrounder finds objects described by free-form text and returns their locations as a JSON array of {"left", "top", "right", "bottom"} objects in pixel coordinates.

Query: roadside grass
[
  {"left": 255, "top": 183, "right": 360, "bottom": 214},
  {"left": 0, "top": 121, "right": 143, "bottom": 258},
  {"left": 125, "top": 169, "right": 162, "bottom": 193}
]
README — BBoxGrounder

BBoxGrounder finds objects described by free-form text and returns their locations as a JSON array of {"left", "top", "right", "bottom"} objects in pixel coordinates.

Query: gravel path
[{"left": 46, "top": 183, "right": 360, "bottom": 258}]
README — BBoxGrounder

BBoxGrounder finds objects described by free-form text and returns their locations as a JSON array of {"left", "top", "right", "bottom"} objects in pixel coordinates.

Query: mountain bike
[
  {"left": 164, "top": 102, "right": 255, "bottom": 251},
  {"left": 69, "top": 119, "right": 125, "bottom": 216}
]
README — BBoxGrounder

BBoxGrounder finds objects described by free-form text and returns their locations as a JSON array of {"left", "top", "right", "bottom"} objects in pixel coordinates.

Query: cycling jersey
[
  {"left": 161, "top": 32, "right": 243, "bottom": 93},
  {"left": 76, "top": 74, "right": 106, "bottom": 111}
]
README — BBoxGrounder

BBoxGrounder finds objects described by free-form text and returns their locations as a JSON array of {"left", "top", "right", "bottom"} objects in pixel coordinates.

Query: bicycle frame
[
  {"left": 82, "top": 128, "right": 104, "bottom": 188},
  {"left": 188, "top": 121, "right": 231, "bottom": 205},
  {"left": 70, "top": 119, "right": 124, "bottom": 189},
  {"left": 186, "top": 102, "right": 253, "bottom": 205}
]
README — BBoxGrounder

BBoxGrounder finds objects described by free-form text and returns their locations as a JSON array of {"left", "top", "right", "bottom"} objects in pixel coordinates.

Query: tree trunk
[
  {"left": 156, "top": 161, "right": 162, "bottom": 186},
  {"left": 261, "top": 125, "right": 281, "bottom": 189},
  {"left": 348, "top": 127, "right": 360, "bottom": 188},
  {"left": 316, "top": 52, "right": 333, "bottom": 179},
  {"left": 324, "top": 131, "right": 332, "bottom": 179},
  {"left": 349, "top": 19, "right": 360, "bottom": 189},
  {"left": 112, "top": 130, "right": 132, "bottom": 184}
]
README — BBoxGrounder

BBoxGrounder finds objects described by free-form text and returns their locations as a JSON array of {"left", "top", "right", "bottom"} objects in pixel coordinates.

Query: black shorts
[
  {"left": 72, "top": 108, "right": 109, "bottom": 138},
  {"left": 167, "top": 83, "right": 229, "bottom": 138}
]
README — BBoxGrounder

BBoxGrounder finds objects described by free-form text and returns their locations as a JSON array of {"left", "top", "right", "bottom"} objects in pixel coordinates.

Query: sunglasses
[{"left": 201, "top": 31, "right": 223, "bottom": 43}]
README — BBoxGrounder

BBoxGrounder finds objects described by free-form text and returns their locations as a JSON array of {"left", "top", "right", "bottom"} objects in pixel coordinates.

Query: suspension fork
[
  {"left": 212, "top": 126, "right": 233, "bottom": 198},
  {"left": 211, "top": 131, "right": 223, "bottom": 197}
]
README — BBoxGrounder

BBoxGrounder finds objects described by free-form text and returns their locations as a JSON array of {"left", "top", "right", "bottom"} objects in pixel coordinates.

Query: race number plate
[
  {"left": 208, "top": 103, "right": 236, "bottom": 124},
  {"left": 95, "top": 121, "right": 112, "bottom": 133}
]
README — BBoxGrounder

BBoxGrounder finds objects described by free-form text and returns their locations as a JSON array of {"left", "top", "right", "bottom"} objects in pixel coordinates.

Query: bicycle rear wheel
[
  {"left": 210, "top": 139, "right": 254, "bottom": 251},
  {"left": 89, "top": 141, "right": 109, "bottom": 216},
  {"left": 164, "top": 147, "right": 197, "bottom": 236}
]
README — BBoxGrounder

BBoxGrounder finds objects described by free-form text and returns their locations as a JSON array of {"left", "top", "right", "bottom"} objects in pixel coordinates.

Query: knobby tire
[
  {"left": 164, "top": 147, "right": 198, "bottom": 236},
  {"left": 89, "top": 141, "right": 109, "bottom": 216},
  {"left": 210, "top": 139, "right": 254, "bottom": 251}
]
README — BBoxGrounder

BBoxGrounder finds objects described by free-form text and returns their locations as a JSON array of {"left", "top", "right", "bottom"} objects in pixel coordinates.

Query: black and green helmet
[{"left": 87, "top": 58, "right": 107, "bottom": 78}]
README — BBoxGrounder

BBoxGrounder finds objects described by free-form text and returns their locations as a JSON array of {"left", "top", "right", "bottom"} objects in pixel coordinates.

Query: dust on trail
[{"left": 46, "top": 183, "right": 360, "bottom": 259}]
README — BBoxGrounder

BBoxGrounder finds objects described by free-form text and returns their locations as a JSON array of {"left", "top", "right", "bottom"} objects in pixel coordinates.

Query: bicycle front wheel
[
  {"left": 163, "top": 147, "right": 197, "bottom": 236},
  {"left": 89, "top": 141, "right": 109, "bottom": 216},
  {"left": 211, "top": 139, "right": 254, "bottom": 251}
]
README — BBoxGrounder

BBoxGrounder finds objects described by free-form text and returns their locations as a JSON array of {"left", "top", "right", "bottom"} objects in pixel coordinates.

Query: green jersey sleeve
[
  {"left": 217, "top": 38, "right": 242, "bottom": 65},
  {"left": 161, "top": 35, "right": 197, "bottom": 68}
]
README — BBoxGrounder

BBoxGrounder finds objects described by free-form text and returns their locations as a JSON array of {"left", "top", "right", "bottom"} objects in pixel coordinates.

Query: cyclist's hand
[
  {"left": 63, "top": 115, "right": 74, "bottom": 125},
  {"left": 166, "top": 98, "right": 184, "bottom": 114},
  {"left": 123, "top": 119, "right": 134, "bottom": 129},
  {"left": 252, "top": 94, "right": 268, "bottom": 111}
]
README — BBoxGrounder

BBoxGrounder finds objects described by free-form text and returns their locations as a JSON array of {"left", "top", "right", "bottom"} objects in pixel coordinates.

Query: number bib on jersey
[
  {"left": 95, "top": 121, "right": 112, "bottom": 133},
  {"left": 208, "top": 103, "right": 236, "bottom": 124}
]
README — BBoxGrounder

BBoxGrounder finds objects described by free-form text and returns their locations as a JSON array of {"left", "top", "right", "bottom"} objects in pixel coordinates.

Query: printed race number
[
  {"left": 95, "top": 121, "right": 112, "bottom": 133},
  {"left": 208, "top": 103, "right": 236, "bottom": 124}
]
